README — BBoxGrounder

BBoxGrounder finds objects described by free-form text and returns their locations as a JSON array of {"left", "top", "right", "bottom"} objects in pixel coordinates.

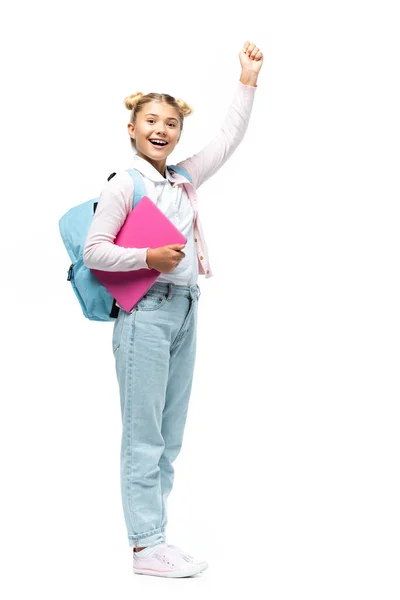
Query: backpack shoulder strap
[
  {"left": 126, "top": 168, "right": 147, "bottom": 208},
  {"left": 167, "top": 165, "right": 193, "bottom": 183}
]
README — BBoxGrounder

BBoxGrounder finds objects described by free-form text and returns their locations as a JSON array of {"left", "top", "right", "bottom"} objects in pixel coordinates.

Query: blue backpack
[{"left": 59, "top": 165, "right": 192, "bottom": 322}]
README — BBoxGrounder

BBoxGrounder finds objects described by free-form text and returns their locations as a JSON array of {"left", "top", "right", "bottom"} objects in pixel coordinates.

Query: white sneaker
[{"left": 133, "top": 542, "right": 208, "bottom": 578}]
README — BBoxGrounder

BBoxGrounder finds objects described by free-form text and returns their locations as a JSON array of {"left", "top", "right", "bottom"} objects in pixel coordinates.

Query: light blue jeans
[{"left": 112, "top": 281, "right": 201, "bottom": 548}]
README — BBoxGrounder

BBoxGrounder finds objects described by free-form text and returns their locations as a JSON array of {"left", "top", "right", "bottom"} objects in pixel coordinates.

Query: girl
[{"left": 83, "top": 41, "right": 263, "bottom": 578}]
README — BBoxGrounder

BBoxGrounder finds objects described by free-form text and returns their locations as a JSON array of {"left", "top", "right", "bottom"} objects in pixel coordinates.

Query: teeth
[{"left": 150, "top": 140, "right": 167, "bottom": 146}]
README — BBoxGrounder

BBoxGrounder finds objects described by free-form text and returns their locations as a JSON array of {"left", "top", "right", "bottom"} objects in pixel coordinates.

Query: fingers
[
  {"left": 248, "top": 42, "right": 256, "bottom": 58},
  {"left": 254, "top": 50, "right": 263, "bottom": 59},
  {"left": 243, "top": 41, "right": 251, "bottom": 53},
  {"left": 250, "top": 49, "right": 263, "bottom": 62},
  {"left": 242, "top": 41, "right": 261, "bottom": 60},
  {"left": 175, "top": 253, "right": 185, "bottom": 267}
]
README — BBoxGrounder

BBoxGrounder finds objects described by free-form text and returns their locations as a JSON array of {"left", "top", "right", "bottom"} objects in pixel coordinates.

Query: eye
[{"left": 168, "top": 123, "right": 176, "bottom": 127}]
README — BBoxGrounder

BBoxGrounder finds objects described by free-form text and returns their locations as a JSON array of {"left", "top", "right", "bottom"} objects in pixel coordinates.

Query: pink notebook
[{"left": 90, "top": 196, "right": 187, "bottom": 312}]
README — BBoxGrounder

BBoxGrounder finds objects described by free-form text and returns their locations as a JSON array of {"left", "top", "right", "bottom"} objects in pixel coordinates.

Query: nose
[{"left": 155, "top": 122, "right": 167, "bottom": 136}]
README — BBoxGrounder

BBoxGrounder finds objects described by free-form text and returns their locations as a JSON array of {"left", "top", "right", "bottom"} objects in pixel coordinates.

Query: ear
[{"left": 127, "top": 122, "right": 135, "bottom": 139}]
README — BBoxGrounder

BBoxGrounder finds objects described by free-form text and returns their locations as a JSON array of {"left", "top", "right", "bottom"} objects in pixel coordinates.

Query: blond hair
[{"left": 124, "top": 91, "right": 193, "bottom": 150}]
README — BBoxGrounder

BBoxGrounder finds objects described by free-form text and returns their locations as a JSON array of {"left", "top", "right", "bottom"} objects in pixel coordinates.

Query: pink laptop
[{"left": 90, "top": 196, "right": 187, "bottom": 312}]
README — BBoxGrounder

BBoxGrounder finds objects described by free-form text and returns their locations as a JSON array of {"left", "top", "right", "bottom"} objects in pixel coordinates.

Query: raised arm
[{"left": 177, "top": 41, "right": 263, "bottom": 189}]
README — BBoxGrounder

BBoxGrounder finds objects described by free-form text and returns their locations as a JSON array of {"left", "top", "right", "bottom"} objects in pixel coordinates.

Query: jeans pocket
[
  {"left": 112, "top": 311, "right": 125, "bottom": 354},
  {"left": 136, "top": 293, "right": 168, "bottom": 312}
]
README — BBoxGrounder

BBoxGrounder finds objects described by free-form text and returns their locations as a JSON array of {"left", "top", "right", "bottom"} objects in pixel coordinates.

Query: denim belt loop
[
  {"left": 190, "top": 284, "right": 201, "bottom": 301},
  {"left": 167, "top": 283, "right": 173, "bottom": 301}
]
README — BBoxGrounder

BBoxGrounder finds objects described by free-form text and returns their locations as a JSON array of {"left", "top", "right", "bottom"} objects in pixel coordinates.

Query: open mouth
[{"left": 149, "top": 139, "right": 168, "bottom": 148}]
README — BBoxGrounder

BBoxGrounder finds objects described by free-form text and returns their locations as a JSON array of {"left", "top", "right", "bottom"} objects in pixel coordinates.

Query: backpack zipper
[{"left": 67, "top": 264, "right": 74, "bottom": 281}]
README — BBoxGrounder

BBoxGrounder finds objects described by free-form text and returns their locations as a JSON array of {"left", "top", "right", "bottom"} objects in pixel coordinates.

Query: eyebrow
[{"left": 144, "top": 113, "right": 179, "bottom": 122}]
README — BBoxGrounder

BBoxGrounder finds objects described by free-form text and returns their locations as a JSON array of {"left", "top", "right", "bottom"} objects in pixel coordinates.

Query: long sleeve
[
  {"left": 177, "top": 80, "right": 257, "bottom": 189},
  {"left": 83, "top": 171, "right": 150, "bottom": 272}
]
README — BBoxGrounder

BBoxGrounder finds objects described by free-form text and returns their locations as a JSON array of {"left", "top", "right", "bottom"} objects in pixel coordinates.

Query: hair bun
[
  {"left": 124, "top": 92, "right": 144, "bottom": 111},
  {"left": 175, "top": 97, "right": 194, "bottom": 117}
]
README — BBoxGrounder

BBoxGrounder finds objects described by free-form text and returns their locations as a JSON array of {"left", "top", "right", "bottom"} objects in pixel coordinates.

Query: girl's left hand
[{"left": 239, "top": 41, "right": 264, "bottom": 74}]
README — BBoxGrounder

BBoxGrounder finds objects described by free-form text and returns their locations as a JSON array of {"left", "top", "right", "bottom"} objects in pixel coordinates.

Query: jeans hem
[{"left": 128, "top": 526, "right": 166, "bottom": 548}]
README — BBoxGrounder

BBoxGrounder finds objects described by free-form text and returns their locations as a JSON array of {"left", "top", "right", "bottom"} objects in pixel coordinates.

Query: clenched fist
[{"left": 146, "top": 244, "right": 186, "bottom": 273}]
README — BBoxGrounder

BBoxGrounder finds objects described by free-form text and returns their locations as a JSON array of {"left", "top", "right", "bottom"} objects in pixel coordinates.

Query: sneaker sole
[{"left": 133, "top": 561, "right": 208, "bottom": 578}]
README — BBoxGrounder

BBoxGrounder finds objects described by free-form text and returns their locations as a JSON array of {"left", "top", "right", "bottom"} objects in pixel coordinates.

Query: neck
[{"left": 136, "top": 152, "right": 167, "bottom": 178}]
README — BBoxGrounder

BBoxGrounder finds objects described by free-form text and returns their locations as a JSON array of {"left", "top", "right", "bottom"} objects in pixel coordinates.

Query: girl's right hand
[{"left": 146, "top": 244, "right": 186, "bottom": 273}]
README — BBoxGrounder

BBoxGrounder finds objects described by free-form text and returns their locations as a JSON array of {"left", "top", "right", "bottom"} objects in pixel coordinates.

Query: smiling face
[{"left": 127, "top": 101, "right": 182, "bottom": 176}]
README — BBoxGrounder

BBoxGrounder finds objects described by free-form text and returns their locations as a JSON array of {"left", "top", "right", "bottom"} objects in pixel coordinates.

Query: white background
[{"left": 1, "top": 0, "right": 399, "bottom": 598}]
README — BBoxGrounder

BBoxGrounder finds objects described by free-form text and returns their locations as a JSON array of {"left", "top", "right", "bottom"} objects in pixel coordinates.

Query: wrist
[
  {"left": 240, "top": 70, "right": 258, "bottom": 87},
  {"left": 146, "top": 248, "right": 153, "bottom": 269}
]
